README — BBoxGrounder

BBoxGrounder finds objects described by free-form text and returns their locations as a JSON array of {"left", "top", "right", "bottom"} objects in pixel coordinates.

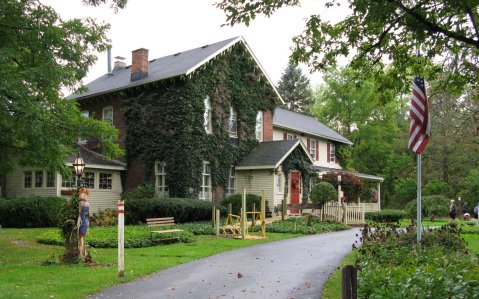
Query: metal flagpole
[{"left": 417, "top": 154, "right": 422, "bottom": 242}]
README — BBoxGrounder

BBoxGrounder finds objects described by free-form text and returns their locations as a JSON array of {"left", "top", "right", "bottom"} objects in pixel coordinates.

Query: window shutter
[
  {"left": 316, "top": 140, "right": 319, "bottom": 161},
  {"left": 294, "top": 135, "right": 297, "bottom": 139},
  {"left": 327, "top": 143, "right": 331, "bottom": 162},
  {"left": 307, "top": 138, "right": 310, "bottom": 151},
  {"left": 283, "top": 132, "right": 287, "bottom": 140}
]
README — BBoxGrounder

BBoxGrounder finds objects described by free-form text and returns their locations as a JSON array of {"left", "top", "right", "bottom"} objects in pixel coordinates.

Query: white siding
[
  {"left": 5, "top": 168, "right": 59, "bottom": 198},
  {"left": 235, "top": 170, "right": 275, "bottom": 213}
]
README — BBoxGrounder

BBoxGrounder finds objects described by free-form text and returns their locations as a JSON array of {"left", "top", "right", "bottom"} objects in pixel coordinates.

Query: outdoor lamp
[
  {"left": 73, "top": 152, "right": 85, "bottom": 186},
  {"left": 338, "top": 175, "right": 342, "bottom": 184},
  {"left": 318, "top": 173, "right": 323, "bottom": 180}
]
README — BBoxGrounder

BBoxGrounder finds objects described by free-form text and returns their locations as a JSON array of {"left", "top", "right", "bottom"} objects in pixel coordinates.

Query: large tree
[
  {"left": 217, "top": 0, "right": 479, "bottom": 92},
  {"left": 277, "top": 63, "right": 314, "bottom": 114},
  {"left": 0, "top": 0, "right": 125, "bottom": 175}
]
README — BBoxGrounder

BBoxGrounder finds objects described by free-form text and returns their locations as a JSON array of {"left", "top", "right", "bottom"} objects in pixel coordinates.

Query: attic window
[
  {"left": 174, "top": 52, "right": 181, "bottom": 56},
  {"left": 201, "top": 44, "right": 209, "bottom": 49}
]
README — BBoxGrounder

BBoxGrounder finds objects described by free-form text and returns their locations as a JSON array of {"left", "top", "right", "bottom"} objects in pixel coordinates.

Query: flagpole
[{"left": 417, "top": 153, "right": 422, "bottom": 242}]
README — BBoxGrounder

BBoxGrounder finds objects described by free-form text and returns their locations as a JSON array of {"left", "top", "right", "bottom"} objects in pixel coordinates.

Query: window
[
  {"left": 226, "top": 166, "right": 235, "bottom": 196},
  {"left": 24, "top": 171, "right": 32, "bottom": 188},
  {"left": 287, "top": 134, "right": 295, "bottom": 140},
  {"left": 99, "top": 173, "right": 112, "bottom": 189},
  {"left": 255, "top": 111, "right": 263, "bottom": 141},
  {"left": 204, "top": 97, "right": 212, "bottom": 134},
  {"left": 46, "top": 172, "right": 55, "bottom": 188},
  {"left": 330, "top": 143, "right": 336, "bottom": 163},
  {"left": 155, "top": 161, "right": 168, "bottom": 196},
  {"left": 81, "top": 110, "right": 89, "bottom": 118},
  {"left": 34, "top": 171, "right": 43, "bottom": 188},
  {"left": 62, "top": 170, "right": 76, "bottom": 188},
  {"left": 83, "top": 172, "right": 95, "bottom": 189},
  {"left": 229, "top": 107, "right": 237, "bottom": 138},
  {"left": 310, "top": 139, "right": 317, "bottom": 161},
  {"left": 275, "top": 174, "right": 283, "bottom": 194},
  {"left": 102, "top": 106, "right": 113, "bottom": 125},
  {"left": 199, "top": 162, "right": 211, "bottom": 201}
]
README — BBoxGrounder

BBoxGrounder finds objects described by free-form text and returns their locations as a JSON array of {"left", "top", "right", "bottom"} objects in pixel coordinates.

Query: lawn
[{"left": 0, "top": 227, "right": 297, "bottom": 299}]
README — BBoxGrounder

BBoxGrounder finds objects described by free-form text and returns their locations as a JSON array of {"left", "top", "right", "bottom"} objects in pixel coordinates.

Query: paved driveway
[{"left": 90, "top": 228, "right": 360, "bottom": 299}]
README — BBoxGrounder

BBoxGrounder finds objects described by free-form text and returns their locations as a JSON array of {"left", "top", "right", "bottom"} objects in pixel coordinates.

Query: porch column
[{"left": 377, "top": 182, "right": 381, "bottom": 211}]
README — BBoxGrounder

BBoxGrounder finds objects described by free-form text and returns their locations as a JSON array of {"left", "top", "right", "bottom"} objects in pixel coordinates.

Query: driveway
[{"left": 90, "top": 228, "right": 360, "bottom": 299}]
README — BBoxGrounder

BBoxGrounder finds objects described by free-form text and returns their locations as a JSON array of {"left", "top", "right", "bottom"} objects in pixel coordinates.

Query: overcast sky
[{"left": 44, "top": 0, "right": 349, "bottom": 89}]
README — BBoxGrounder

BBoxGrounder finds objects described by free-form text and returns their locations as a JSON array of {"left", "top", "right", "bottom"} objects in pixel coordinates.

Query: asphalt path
[{"left": 90, "top": 228, "right": 360, "bottom": 299}]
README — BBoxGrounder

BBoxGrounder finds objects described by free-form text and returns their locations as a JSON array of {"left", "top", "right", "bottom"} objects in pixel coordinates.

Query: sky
[{"left": 44, "top": 0, "right": 349, "bottom": 89}]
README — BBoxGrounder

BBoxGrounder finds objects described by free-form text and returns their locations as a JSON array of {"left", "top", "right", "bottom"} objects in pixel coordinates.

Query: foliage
[
  {"left": 122, "top": 183, "right": 156, "bottom": 200},
  {"left": 124, "top": 197, "right": 227, "bottom": 225},
  {"left": 221, "top": 193, "right": 270, "bottom": 215},
  {"left": 393, "top": 178, "right": 417, "bottom": 205},
  {"left": 365, "top": 209, "right": 406, "bottom": 223},
  {"left": 422, "top": 180, "right": 451, "bottom": 197},
  {"left": 310, "top": 182, "right": 337, "bottom": 207},
  {"left": 356, "top": 223, "right": 478, "bottom": 298},
  {"left": 407, "top": 195, "right": 450, "bottom": 221},
  {"left": 90, "top": 209, "right": 118, "bottom": 226},
  {"left": 277, "top": 63, "right": 314, "bottom": 114},
  {"left": 320, "top": 172, "right": 364, "bottom": 202},
  {"left": 0, "top": 0, "right": 123, "bottom": 176},
  {"left": 280, "top": 145, "right": 316, "bottom": 201},
  {"left": 217, "top": 0, "right": 479, "bottom": 92},
  {"left": 265, "top": 217, "right": 348, "bottom": 234},
  {"left": 0, "top": 196, "right": 65, "bottom": 228},
  {"left": 123, "top": 43, "right": 277, "bottom": 199}
]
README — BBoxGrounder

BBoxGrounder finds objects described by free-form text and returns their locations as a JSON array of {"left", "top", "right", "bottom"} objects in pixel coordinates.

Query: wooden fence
[{"left": 313, "top": 202, "right": 366, "bottom": 225}]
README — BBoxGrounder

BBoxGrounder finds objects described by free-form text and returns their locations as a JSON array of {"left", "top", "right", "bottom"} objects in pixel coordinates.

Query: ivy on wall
[
  {"left": 280, "top": 145, "right": 315, "bottom": 202},
  {"left": 122, "top": 43, "right": 277, "bottom": 200}
]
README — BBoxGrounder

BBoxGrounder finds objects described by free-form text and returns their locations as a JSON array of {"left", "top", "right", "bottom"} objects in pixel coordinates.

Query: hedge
[
  {"left": 366, "top": 209, "right": 407, "bottom": 223},
  {"left": 124, "top": 197, "right": 227, "bottom": 224},
  {"left": 0, "top": 196, "right": 66, "bottom": 228}
]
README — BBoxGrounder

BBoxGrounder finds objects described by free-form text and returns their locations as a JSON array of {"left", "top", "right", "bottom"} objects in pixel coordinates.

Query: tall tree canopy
[
  {"left": 0, "top": 0, "right": 125, "bottom": 175},
  {"left": 277, "top": 63, "right": 314, "bottom": 114},
  {"left": 217, "top": 0, "right": 479, "bottom": 92}
]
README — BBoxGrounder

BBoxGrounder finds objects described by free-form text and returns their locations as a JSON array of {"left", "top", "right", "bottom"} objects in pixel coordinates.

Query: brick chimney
[{"left": 131, "top": 48, "right": 149, "bottom": 81}]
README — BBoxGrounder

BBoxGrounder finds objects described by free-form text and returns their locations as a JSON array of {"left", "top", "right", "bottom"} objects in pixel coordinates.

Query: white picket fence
[{"left": 313, "top": 202, "right": 366, "bottom": 225}]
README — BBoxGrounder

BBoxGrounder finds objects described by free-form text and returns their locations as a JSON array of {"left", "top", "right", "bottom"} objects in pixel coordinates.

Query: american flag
[{"left": 408, "top": 76, "right": 431, "bottom": 154}]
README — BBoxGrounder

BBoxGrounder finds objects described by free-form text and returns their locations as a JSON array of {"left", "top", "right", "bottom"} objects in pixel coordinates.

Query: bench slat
[
  {"left": 151, "top": 229, "right": 184, "bottom": 234},
  {"left": 147, "top": 217, "right": 174, "bottom": 221}
]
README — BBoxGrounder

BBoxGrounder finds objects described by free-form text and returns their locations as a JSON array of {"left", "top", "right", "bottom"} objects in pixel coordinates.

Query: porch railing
[{"left": 313, "top": 202, "right": 366, "bottom": 225}]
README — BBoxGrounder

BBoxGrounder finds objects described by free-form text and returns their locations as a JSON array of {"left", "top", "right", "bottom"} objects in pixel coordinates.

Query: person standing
[
  {"left": 77, "top": 187, "right": 90, "bottom": 259},
  {"left": 474, "top": 203, "right": 479, "bottom": 220},
  {"left": 449, "top": 199, "right": 457, "bottom": 220},
  {"left": 462, "top": 202, "right": 469, "bottom": 220}
]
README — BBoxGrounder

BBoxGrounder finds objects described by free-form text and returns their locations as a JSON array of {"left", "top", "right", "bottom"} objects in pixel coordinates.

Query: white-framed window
[
  {"left": 226, "top": 166, "right": 235, "bottom": 196},
  {"left": 61, "top": 170, "right": 76, "bottom": 188},
  {"left": 204, "top": 97, "right": 212, "bottom": 134},
  {"left": 229, "top": 107, "right": 237, "bottom": 138},
  {"left": 310, "top": 139, "right": 317, "bottom": 161},
  {"left": 287, "top": 134, "right": 295, "bottom": 140},
  {"left": 199, "top": 161, "right": 212, "bottom": 201},
  {"left": 330, "top": 143, "right": 336, "bottom": 163},
  {"left": 46, "top": 171, "right": 55, "bottom": 188},
  {"left": 81, "top": 110, "right": 89, "bottom": 118},
  {"left": 155, "top": 161, "right": 168, "bottom": 197},
  {"left": 255, "top": 111, "right": 263, "bottom": 141},
  {"left": 99, "top": 173, "right": 112, "bottom": 189},
  {"left": 83, "top": 172, "right": 95, "bottom": 189},
  {"left": 35, "top": 171, "right": 43, "bottom": 188},
  {"left": 275, "top": 173, "right": 283, "bottom": 194},
  {"left": 24, "top": 171, "right": 32, "bottom": 188},
  {"left": 102, "top": 106, "right": 113, "bottom": 125}
]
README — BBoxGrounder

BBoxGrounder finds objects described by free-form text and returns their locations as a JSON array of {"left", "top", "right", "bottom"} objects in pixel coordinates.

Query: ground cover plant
[{"left": 266, "top": 217, "right": 349, "bottom": 234}]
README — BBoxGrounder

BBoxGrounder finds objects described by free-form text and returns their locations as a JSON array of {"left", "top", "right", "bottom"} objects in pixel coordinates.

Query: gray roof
[
  {"left": 68, "top": 144, "right": 126, "bottom": 170},
  {"left": 236, "top": 140, "right": 312, "bottom": 170},
  {"left": 69, "top": 36, "right": 282, "bottom": 103},
  {"left": 314, "top": 166, "right": 383, "bottom": 182},
  {"left": 273, "top": 108, "right": 352, "bottom": 145}
]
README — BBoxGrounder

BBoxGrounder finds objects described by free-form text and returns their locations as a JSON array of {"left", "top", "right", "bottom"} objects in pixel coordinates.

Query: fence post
[
  {"left": 117, "top": 200, "right": 125, "bottom": 278},
  {"left": 212, "top": 205, "right": 215, "bottom": 227},
  {"left": 228, "top": 203, "right": 232, "bottom": 216},
  {"left": 342, "top": 265, "right": 357, "bottom": 299},
  {"left": 215, "top": 208, "right": 220, "bottom": 237},
  {"left": 282, "top": 198, "right": 287, "bottom": 220},
  {"left": 242, "top": 189, "right": 246, "bottom": 240}
]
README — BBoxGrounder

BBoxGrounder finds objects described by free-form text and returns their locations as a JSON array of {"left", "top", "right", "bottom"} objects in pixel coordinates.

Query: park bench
[{"left": 146, "top": 217, "right": 184, "bottom": 240}]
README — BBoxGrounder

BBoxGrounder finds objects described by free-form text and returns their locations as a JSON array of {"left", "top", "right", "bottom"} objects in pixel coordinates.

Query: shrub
[
  {"left": 266, "top": 217, "right": 348, "bottom": 234},
  {"left": 407, "top": 195, "right": 450, "bottom": 221},
  {"left": 122, "top": 183, "right": 156, "bottom": 200},
  {"left": 310, "top": 182, "right": 337, "bottom": 207},
  {"left": 222, "top": 193, "right": 270, "bottom": 216},
  {"left": 125, "top": 197, "right": 226, "bottom": 224},
  {"left": 90, "top": 209, "right": 118, "bottom": 226},
  {"left": 365, "top": 209, "right": 406, "bottom": 223},
  {"left": 422, "top": 180, "right": 451, "bottom": 197},
  {"left": 0, "top": 196, "right": 66, "bottom": 228}
]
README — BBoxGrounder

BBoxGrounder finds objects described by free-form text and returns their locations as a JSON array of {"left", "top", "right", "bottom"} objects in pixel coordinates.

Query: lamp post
[
  {"left": 337, "top": 175, "right": 342, "bottom": 203},
  {"left": 73, "top": 152, "right": 85, "bottom": 187}
]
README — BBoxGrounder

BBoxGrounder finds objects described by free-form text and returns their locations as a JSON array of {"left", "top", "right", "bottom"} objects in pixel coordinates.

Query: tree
[
  {"left": 217, "top": 0, "right": 479, "bottom": 91},
  {"left": 0, "top": 0, "right": 124, "bottom": 176},
  {"left": 277, "top": 63, "right": 314, "bottom": 114},
  {"left": 310, "top": 181, "right": 337, "bottom": 219}
]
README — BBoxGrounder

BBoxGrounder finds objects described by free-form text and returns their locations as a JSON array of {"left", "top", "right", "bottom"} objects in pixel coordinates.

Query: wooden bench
[{"left": 146, "top": 217, "right": 184, "bottom": 240}]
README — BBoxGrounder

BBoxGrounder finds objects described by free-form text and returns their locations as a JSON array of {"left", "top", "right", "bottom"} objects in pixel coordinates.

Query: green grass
[
  {"left": 320, "top": 250, "right": 357, "bottom": 299},
  {"left": 0, "top": 227, "right": 297, "bottom": 299}
]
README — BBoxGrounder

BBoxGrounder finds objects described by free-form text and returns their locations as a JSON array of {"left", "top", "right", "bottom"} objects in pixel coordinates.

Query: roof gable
[{"left": 273, "top": 108, "right": 352, "bottom": 145}]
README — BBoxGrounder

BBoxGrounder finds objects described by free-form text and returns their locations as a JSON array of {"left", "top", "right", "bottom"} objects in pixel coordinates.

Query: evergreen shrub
[
  {"left": 0, "top": 196, "right": 66, "bottom": 228},
  {"left": 406, "top": 195, "right": 450, "bottom": 221},
  {"left": 365, "top": 209, "right": 406, "bottom": 223},
  {"left": 222, "top": 193, "right": 270, "bottom": 216}
]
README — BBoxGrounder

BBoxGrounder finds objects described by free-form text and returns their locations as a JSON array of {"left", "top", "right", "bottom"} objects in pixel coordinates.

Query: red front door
[{"left": 290, "top": 171, "right": 300, "bottom": 214}]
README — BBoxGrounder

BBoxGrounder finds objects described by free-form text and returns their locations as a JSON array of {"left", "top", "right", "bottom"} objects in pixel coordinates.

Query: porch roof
[
  {"left": 67, "top": 144, "right": 126, "bottom": 171},
  {"left": 314, "top": 166, "right": 383, "bottom": 182}
]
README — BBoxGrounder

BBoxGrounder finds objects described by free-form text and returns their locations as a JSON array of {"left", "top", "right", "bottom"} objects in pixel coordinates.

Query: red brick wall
[
  {"left": 125, "top": 157, "right": 146, "bottom": 191},
  {"left": 263, "top": 109, "right": 273, "bottom": 141}
]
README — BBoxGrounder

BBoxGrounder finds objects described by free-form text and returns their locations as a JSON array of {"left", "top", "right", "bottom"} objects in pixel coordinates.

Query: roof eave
[{"left": 273, "top": 124, "right": 353, "bottom": 145}]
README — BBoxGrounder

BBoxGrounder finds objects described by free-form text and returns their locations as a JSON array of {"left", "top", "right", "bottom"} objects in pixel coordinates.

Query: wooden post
[
  {"left": 212, "top": 205, "right": 215, "bottom": 227},
  {"left": 228, "top": 203, "right": 232, "bottom": 216},
  {"left": 242, "top": 189, "right": 246, "bottom": 239},
  {"left": 215, "top": 209, "right": 220, "bottom": 237},
  {"left": 261, "top": 190, "right": 266, "bottom": 237},
  {"left": 282, "top": 198, "right": 287, "bottom": 221},
  {"left": 117, "top": 200, "right": 125, "bottom": 277},
  {"left": 342, "top": 265, "right": 357, "bottom": 299},
  {"left": 252, "top": 203, "right": 256, "bottom": 227}
]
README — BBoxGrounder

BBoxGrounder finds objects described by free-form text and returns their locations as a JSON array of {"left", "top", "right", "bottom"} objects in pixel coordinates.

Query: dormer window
[
  {"left": 229, "top": 107, "right": 237, "bottom": 138},
  {"left": 102, "top": 106, "right": 113, "bottom": 126},
  {"left": 204, "top": 97, "right": 212, "bottom": 134},
  {"left": 255, "top": 111, "right": 263, "bottom": 141}
]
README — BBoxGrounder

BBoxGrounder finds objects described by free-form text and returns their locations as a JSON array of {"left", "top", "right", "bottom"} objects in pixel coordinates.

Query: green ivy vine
[
  {"left": 122, "top": 43, "right": 277, "bottom": 200},
  {"left": 280, "top": 145, "right": 315, "bottom": 202}
]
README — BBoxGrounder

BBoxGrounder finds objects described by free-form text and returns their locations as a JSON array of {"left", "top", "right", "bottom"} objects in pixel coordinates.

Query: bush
[
  {"left": 0, "top": 196, "right": 66, "bottom": 228},
  {"left": 407, "top": 195, "right": 450, "bottom": 221},
  {"left": 90, "top": 209, "right": 118, "bottom": 226},
  {"left": 266, "top": 217, "right": 348, "bottom": 234},
  {"left": 366, "top": 209, "right": 406, "bottom": 223},
  {"left": 122, "top": 183, "right": 156, "bottom": 200},
  {"left": 125, "top": 197, "right": 226, "bottom": 224},
  {"left": 310, "top": 182, "right": 337, "bottom": 206},
  {"left": 222, "top": 193, "right": 270, "bottom": 216},
  {"left": 422, "top": 180, "right": 451, "bottom": 197}
]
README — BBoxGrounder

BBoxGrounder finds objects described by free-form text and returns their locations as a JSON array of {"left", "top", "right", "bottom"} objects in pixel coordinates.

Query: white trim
[
  {"left": 235, "top": 165, "right": 277, "bottom": 170},
  {"left": 274, "top": 124, "right": 353, "bottom": 145},
  {"left": 65, "top": 162, "right": 125, "bottom": 171},
  {"left": 102, "top": 106, "right": 113, "bottom": 125}
]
